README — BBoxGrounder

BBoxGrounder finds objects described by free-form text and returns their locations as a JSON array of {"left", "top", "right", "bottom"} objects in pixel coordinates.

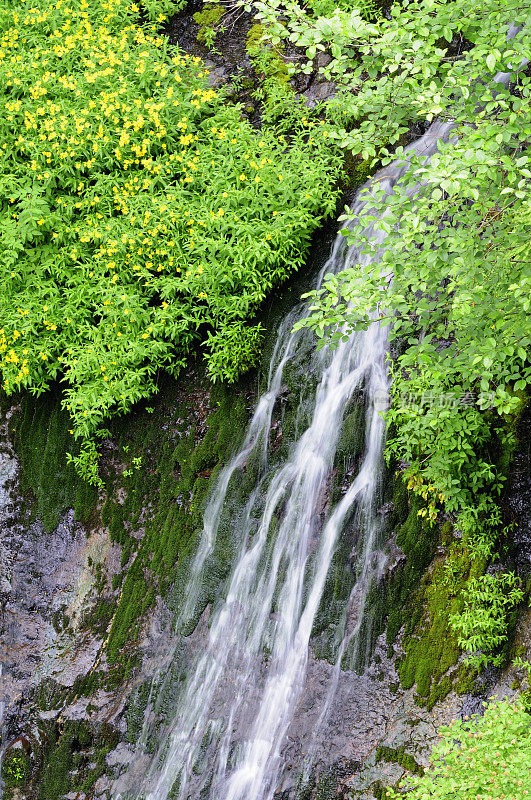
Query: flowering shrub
[{"left": 0, "top": 0, "right": 341, "bottom": 479}]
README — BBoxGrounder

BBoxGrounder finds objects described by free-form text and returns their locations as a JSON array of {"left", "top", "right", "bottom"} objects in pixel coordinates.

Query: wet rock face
[
  {"left": 270, "top": 634, "right": 461, "bottom": 800},
  {"left": 506, "top": 407, "right": 531, "bottom": 575},
  {"left": 0, "top": 410, "right": 18, "bottom": 597},
  {"left": 302, "top": 80, "right": 336, "bottom": 109},
  {"left": 164, "top": 1, "right": 254, "bottom": 79},
  {"left": 1, "top": 510, "right": 95, "bottom": 704},
  {"left": 0, "top": 409, "right": 117, "bottom": 752},
  {"left": 0, "top": 364, "right": 255, "bottom": 797},
  {"left": 1, "top": 379, "right": 530, "bottom": 800},
  {"left": 0, "top": 400, "right": 176, "bottom": 797}
]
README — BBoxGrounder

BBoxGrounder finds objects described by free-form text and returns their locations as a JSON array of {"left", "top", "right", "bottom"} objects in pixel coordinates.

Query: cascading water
[{"left": 113, "top": 83, "right": 517, "bottom": 796}]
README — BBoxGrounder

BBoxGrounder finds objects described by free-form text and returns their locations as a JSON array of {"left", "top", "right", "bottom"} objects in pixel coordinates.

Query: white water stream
[
  {"left": 112, "top": 119, "right": 457, "bottom": 800},
  {"left": 114, "top": 43, "right": 526, "bottom": 796}
]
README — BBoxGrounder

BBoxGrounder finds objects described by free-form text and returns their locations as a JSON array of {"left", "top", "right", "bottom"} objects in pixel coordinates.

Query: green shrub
[
  {"left": 449, "top": 572, "right": 525, "bottom": 668},
  {"left": 203, "top": 320, "right": 263, "bottom": 383},
  {"left": 384, "top": 696, "right": 531, "bottom": 800},
  {"left": 0, "top": 0, "right": 342, "bottom": 481},
  {"left": 307, "top": 0, "right": 378, "bottom": 19}
]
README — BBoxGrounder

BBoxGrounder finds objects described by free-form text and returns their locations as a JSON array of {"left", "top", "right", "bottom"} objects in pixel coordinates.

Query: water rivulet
[{"left": 111, "top": 119, "right": 472, "bottom": 800}]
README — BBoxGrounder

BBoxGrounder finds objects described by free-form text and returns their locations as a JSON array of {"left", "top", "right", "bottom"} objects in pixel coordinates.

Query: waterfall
[{"left": 112, "top": 113, "right": 494, "bottom": 800}]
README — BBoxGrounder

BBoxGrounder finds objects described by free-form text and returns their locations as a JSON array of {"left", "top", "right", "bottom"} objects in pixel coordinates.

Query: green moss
[
  {"left": 420, "top": 674, "right": 453, "bottom": 711},
  {"left": 334, "top": 404, "right": 366, "bottom": 473},
  {"left": 396, "top": 551, "right": 474, "bottom": 706},
  {"left": 36, "top": 679, "right": 69, "bottom": 712},
  {"left": 51, "top": 606, "right": 70, "bottom": 634},
  {"left": 395, "top": 497, "right": 435, "bottom": 580},
  {"left": 10, "top": 389, "right": 97, "bottom": 531},
  {"left": 246, "top": 24, "right": 290, "bottom": 85},
  {"left": 453, "top": 662, "right": 477, "bottom": 696},
  {"left": 440, "top": 520, "right": 454, "bottom": 546},
  {"left": 79, "top": 727, "right": 118, "bottom": 794},
  {"left": 314, "top": 768, "right": 340, "bottom": 800},
  {"left": 38, "top": 724, "right": 74, "bottom": 800},
  {"left": 36, "top": 720, "right": 119, "bottom": 800},
  {"left": 106, "top": 557, "right": 150, "bottom": 663},
  {"left": 193, "top": 3, "right": 225, "bottom": 45},
  {"left": 375, "top": 745, "right": 424, "bottom": 776},
  {"left": 384, "top": 491, "right": 437, "bottom": 647},
  {"left": 125, "top": 680, "right": 152, "bottom": 744},
  {"left": 68, "top": 670, "right": 105, "bottom": 699},
  {"left": 342, "top": 152, "right": 379, "bottom": 192},
  {"left": 372, "top": 779, "right": 387, "bottom": 799},
  {"left": 83, "top": 597, "right": 115, "bottom": 636}
]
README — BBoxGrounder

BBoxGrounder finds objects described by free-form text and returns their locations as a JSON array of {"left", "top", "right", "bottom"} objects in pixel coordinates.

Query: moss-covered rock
[
  {"left": 193, "top": 3, "right": 225, "bottom": 46},
  {"left": 9, "top": 389, "right": 97, "bottom": 531},
  {"left": 375, "top": 745, "right": 424, "bottom": 776},
  {"left": 100, "top": 373, "right": 251, "bottom": 664},
  {"left": 1, "top": 745, "right": 32, "bottom": 794},
  {"left": 392, "top": 539, "right": 482, "bottom": 709},
  {"left": 35, "top": 719, "right": 119, "bottom": 800}
]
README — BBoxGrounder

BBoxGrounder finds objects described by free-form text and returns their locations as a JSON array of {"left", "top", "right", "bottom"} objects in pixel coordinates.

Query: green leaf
[{"left": 486, "top": 52, "right": 496, "bottom": 71}]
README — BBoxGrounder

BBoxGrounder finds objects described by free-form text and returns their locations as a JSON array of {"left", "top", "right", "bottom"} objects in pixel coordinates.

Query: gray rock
[
  {"left": 316, "top": 52, "right": 333, "bottom": 70},
  {"left": 302, "top": 80, "right": 336, "bottom": 108},
  {"left": 207, "top": 65, "right": 229, "bottom": 88}
]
